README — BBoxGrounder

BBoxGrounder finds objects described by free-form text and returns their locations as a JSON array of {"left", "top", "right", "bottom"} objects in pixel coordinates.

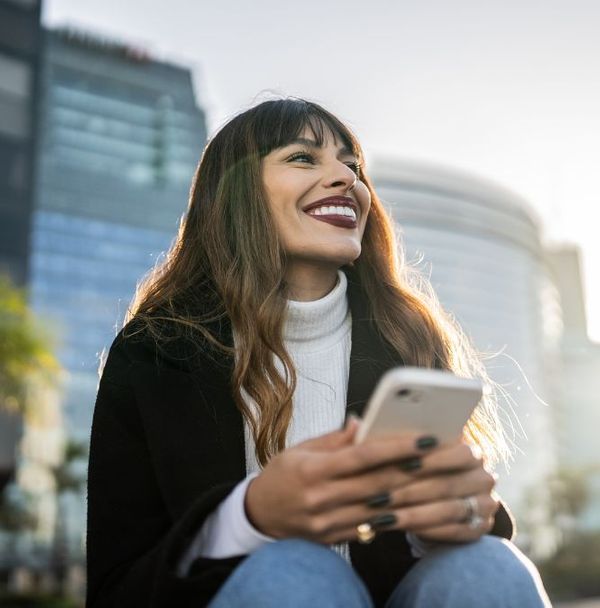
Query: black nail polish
[
  {"left": 366, "top": 493, "right": 391, "bottom": 508},
  {"left": 368, "top": 513, "right": 397, "bottom": 529},
  {"left": 416, "top": 436, "right": 438, "bottom": 450},
  {"left": 398, "top": 456, "right": 422, "bottom": 471}
]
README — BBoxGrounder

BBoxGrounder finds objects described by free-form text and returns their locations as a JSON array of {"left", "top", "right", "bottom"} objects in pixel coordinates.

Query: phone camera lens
[{"left": 397, "top": 388, "right": 411, "bottom": 397}]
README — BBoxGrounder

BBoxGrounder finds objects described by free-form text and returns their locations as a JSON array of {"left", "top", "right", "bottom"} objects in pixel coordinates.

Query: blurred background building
[
  {"left": 0, "top": 15, "right": 207, "bottom": 588},
  {"left": 0, "top": 0, "right": 41, "bottom": 286},
  {"left": 371, "top": 159, "right": 563, "bottom": 554},
  {"left": 26, "top": 25, "right": 207, "bottom": 561},
  {"left": 31, "top": 27, "right": 207, "bottom": 443},
  {"left": 547, "top": 246, "right": 600, "bottom": 530},
  {"left": 0, "top": 0, "right": 43, "bottom": 557}
]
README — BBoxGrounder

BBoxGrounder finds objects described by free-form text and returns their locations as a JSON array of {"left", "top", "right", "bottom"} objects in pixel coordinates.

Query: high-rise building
[
  {"left": 0, "top": 0, "right": 41, "bottom": 285},
  {"left": 547, "top": 246, "right": 600, "bottom": 530},
  {"left": 28, "top": 27, "right": 207, "bottom": 557},
  {"left": 0, "top": 0, "right": 43, "bottom": 510},
  {"left": 371, "top": 159, "right": 561, "bottom": 549},
  {"left": 31, "top": 27, "right": 207, "bottom": 439}
]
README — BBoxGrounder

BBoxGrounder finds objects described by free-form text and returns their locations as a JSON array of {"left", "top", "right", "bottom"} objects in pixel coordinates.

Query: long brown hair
[{"left": 125, "top": 97, "right": 509, "bottom": 468}]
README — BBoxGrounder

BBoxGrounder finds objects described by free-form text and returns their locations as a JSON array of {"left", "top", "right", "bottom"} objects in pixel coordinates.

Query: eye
[
  {"left": 287, "top": 151, "right": 315, "bottom": 164},
  {"left": 345, "top": 161, "right": 362, "bottom": 176}
]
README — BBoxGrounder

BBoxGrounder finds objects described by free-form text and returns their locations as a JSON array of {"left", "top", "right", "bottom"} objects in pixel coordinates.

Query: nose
[{"left": 324, "top": 160, "right": 358, "bottom": 192}]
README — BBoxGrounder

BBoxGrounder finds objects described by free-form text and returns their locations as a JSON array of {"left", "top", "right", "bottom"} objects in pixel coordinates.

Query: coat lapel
[
  {"left": 345, "top": 268, "right": 405, "bottom": 418},
  {"left": 128, "top": 271, "right": 403, "bottom": 520}
]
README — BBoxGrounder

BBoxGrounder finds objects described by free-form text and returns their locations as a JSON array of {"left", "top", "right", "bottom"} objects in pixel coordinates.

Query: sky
[{"left": 44, "top": 0, "right": 600, "bottom": 341}]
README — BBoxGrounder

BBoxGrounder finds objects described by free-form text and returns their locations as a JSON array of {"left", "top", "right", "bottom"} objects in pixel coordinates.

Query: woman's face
[{"left": 261, "top": 126, "right": 371, "bottom": 271}]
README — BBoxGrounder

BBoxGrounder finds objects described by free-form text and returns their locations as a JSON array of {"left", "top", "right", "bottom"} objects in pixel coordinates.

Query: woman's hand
[
  {"left": 385, "top": 440, "right": 500, "bottom": 543},
  {"left": 245, "top": 419, "right": 499, "bottom": 545},
  {"left": 244, "top": 418, "right": 441, "bottom": 544}
]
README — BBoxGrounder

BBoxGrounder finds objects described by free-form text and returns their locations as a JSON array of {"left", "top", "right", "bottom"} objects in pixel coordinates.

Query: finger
[
  {"left": 319, "top": 432, "right": 432, "bottom": 479},
  {"left": 391, "top": 467, "right": 497, "bottom": 507},
  {"left": 299, "top": 416, "right": 360, "bottom": 451},
  {"left": 305, "top": 462, "right": 417, "bottom": 511},
  {"left": 396, "top": 494, "right": 499, "bottom": 532},
  {"left": 408, "top": 515, "right": 496, "bottom": 543},
  {"left": 418, "top": 442, "right": 484, "bottom": 475}
]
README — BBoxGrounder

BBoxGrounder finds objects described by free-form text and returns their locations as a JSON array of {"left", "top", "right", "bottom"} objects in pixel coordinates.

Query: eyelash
[{"left": 287, "top": 151, "right": 362, "bottom": 176}]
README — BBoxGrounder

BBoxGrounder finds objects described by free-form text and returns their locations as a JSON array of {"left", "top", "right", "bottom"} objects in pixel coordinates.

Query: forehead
[{"left": 275, "top": 120, "right": 360, "bottom": 157}]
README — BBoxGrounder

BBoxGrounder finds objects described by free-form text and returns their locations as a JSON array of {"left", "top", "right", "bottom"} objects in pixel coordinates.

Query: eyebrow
[{"left": 285, "top": 137, "right": 356, "bottom": 157}]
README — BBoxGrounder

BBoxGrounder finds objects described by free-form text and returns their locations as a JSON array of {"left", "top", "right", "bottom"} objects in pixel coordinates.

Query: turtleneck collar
[{"left": 283, "top": 270, "right": 350, "bottom": 351}]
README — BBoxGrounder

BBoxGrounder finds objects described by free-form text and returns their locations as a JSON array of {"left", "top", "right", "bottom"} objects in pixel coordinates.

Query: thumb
[{"left": 301, "top": 415, "right": 361, "bottom": 451}]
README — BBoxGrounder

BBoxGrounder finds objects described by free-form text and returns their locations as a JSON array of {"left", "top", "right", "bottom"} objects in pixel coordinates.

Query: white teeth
[{"left": 306, "top": 205, "right": 357, "bottom": 221}]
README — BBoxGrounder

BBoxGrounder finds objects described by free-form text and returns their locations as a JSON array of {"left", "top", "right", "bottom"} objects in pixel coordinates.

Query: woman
[{"left": 86, "top": 98, "right": 550, "bottom": 607}]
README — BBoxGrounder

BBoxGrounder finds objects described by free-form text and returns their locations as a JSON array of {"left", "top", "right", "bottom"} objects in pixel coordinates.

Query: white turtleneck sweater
[{"left": 177, "top": 271, "right": 428, "bottom": 577}]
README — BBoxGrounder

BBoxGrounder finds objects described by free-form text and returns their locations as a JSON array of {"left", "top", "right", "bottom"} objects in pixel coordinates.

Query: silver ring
[
  {"left": 461, "top": 496, "right": 484, "bottom": 529},
  {"left": 467, "top": 514, "right": 485, "bottom": 529},
  {"left": 461, "top": 495, "right": 479, "bottom": 521}
]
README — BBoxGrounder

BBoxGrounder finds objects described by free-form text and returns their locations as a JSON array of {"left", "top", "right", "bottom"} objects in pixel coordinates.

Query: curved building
[{"left": 371, "top": 159, "right": 561, "bottom": 542}]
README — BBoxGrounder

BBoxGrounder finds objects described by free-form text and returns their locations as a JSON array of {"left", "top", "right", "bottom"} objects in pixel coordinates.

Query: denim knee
[
  {"left": 386, "top": 535, "right": 551, "bottom": 608},
  {"left": 209, "top": 538, "right": 373, "bottom": 608}
]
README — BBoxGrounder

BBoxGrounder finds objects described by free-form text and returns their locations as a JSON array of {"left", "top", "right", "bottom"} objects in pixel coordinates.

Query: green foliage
[
  {"left": 0, "top": 275, "right": 60, "bottom": 415},
  {"left": 0, "top": 592, "right": 81, "bottom": 607},
  {"left": 538, "top": 531, "right": 600, "bottom": 600},
  {"left": 51, "top": 440, "right": 88, "bottom": 494},
  {"left": 546, "top": 469, "right": 590, "bottom": 521}
]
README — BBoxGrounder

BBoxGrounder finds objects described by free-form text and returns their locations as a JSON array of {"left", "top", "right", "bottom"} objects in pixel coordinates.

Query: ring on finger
[
  {"left": 356, "top": 522, "right": 376, "bottom": 544},
  {"left": 460, "top": 495, "right": 484, "bottom": 529}
]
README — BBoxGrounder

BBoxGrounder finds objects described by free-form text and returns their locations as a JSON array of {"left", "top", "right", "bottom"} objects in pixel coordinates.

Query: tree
[
  {"left": 0, "top": 275, "right": 60, "bottom": 418},
  {"left": 48, "top": 439, "right": 88, "bottom": 582},
  {"left": 0, "top": 275, "right": 62, "bottom": 570}
]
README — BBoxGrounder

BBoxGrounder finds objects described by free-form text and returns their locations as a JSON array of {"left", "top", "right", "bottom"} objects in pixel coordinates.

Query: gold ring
[{"left": 356, "top": 522, "right": 376, "bottom": 544}]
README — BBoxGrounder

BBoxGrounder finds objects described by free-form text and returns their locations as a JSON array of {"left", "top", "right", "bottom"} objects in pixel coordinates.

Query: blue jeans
[{"left": 208, "top": 536, "right": 552, "bottom": 607}]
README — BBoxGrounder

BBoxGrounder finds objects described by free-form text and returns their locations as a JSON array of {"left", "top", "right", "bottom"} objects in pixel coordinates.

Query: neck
[{"left": 284, "top": 262, "right": 340, "bottom": 301}]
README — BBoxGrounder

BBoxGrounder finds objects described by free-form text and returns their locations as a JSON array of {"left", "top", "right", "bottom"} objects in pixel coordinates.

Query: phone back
[{"left": 355, "top": 367, "right": 483, "bottom": 443}]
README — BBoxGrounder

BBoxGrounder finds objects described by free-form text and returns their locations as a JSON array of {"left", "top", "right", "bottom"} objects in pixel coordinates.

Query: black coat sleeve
[{"left": 86, "top": 339, "right": 245, "bottom": 608}]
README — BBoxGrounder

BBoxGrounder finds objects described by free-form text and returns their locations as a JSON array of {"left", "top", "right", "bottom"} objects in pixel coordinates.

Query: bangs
[{"left": 253, "top": 99, "right": 363, "bottom": 160}]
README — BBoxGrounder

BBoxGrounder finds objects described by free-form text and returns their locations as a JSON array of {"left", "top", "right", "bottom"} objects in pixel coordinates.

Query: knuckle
[
  {"left": 302, "top": 489, "right": 324, "bottom": 513},
  {"left": 297, "top": 458, "right": 318, "bottom": 482},
  {"left": 307, "top": 515, "right": 330, "bottom": 536},
  {"left": 442, "top": 477, "right": 455, "bottom": 498},
  {"left": 482, "top": 470, "right": 496, "bottom": 491},
  {"left": 353, "top": 443, "right": 371, "bottom": 465}
]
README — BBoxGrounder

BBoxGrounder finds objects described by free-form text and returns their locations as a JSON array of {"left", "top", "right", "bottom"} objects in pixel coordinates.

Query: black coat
[{"left": 86, "top": 270, "right": 514, "bottom": 607}]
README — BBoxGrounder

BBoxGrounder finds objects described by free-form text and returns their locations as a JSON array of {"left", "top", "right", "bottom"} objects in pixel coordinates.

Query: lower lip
[{"left": 305, "top": 213, "right": 357, "bottom": 229}]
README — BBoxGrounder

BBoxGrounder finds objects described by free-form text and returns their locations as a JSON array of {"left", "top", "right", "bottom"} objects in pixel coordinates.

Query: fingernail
[
  {"left": 368, "top": 513, "right": 397, "bottom": 529},
  {"left": 416, "top": 436, "right": 438, "bottom": 450},
  {"left": 345, "top": 414, "right": 361, "bottom": 430},
  {"left": 398, "top": 456, "right": 422, "bottom": 471},
  {"left": 366, "top": 492, "right": 391, "bottom": 508}
]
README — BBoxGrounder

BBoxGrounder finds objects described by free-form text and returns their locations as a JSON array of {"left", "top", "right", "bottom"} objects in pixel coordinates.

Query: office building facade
[
  {"left": 29, "top": 27, "right": 207, "bottom": 557},
  {"left": 0, "top": 0, "right": 41, "bottom": 285},
  {"left": 547, "top": 246, "right": 600, "bottom": 530},
  {"left": 371, "top": 159, "right": 561, "bottom": 550}
]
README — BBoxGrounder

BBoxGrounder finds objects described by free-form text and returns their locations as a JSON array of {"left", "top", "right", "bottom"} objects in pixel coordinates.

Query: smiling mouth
[{"left": 303, "top": 203, "right": 358, "bottom": 229}]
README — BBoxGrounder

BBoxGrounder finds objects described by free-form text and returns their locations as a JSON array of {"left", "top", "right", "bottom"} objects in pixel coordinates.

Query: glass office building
[
  {"left": 0, "top": 0, "right": 41, "bottom": 285},
  {"left": 372, "top": 159, "right": 561, "bottom": 549},
  {"left": 29, "top": 27, "right": 207, "bottom": 556},
  {"left": 0, "top": 0, "right": 42, "bottom": 512}
]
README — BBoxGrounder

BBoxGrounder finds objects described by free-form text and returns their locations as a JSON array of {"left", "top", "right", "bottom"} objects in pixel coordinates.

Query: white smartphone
[{"left": 354, "top": 367, "right": 484, "bottom": 444}]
